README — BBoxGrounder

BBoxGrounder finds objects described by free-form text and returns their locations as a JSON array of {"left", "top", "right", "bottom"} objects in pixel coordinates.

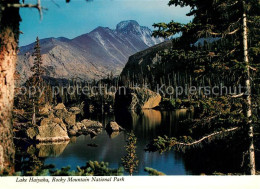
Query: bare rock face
[
  {"left": 68, "top": 119, "right": 103, "bottom": 137},
  {"left": 36, "top": 117, "right": 70, "bottom": 142},
  {"left": 106, "top": 121, "right": 123, "bottom": 132},
  {"left": 26, "top": 116, "right": 70, "bottom": 142},
  {"left": 64, "top": 113, "right": 76, "bottom": 127},
  {"left": 115, "top": 87, "right": 161, "bottom": 110},
  {"left": 54, "top": 103, "right": 66, "bottom": 110},
  {"left": 25, "top": 103, "right": 104, "bottom": 141},
  {"left": 81, "top": 119, "right": 102, "bottom": 128},
  {"left": 53, "top": 103, "right": 77, "bottom": 127},
  {"left": 69, "top": 107, "right": 81, "bottom": 114},
  {"left": 54, "top": 103, "right": 68, "bottom": 119},
  {"left": 17, "top": 20, "right": 165, "bottom": 83},
  {"left": 68, "top": 129, "right": 77, "bottom": 136},
  {"left": 39, "top": 104, "right": 52, "bottom": 117}
]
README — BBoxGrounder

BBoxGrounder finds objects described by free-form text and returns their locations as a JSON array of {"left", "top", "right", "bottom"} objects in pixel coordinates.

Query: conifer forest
[{"left": 0, "top": 0, "right": 259, "bottom": 180}]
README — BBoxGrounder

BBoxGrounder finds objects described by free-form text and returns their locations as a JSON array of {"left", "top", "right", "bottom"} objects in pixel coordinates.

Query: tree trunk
[
  {"left": 242, "top": 9, "right": 256, "bottom": 175},
  {"left": 32, "top": 99, "right": 36, "bottom": 125},
  {"left": 0, "top": 0, "right": 20, "bottom": 173}
]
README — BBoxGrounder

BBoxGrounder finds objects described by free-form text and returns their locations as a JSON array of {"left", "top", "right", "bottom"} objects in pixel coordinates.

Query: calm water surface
[
  {"left": 42, "top": 109, "right": 193, "bottom": 175},
  {"left": 15, "top": 109, "right": 250, "bottom": 175}
]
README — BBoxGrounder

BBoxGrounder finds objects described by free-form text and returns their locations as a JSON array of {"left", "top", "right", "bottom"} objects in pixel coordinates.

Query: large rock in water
[
  {"left": 81, "top": 119, "right": 102, "bottom": 128},
  {"left": 26, "top": 116, "right": 70, "bottom": 142},
  {"left": 37, "top": 117, "right": 70, "bottom": 142},
  {"left": 115, "top": 87, "right": 161, "bottom": 110},
  {"left": 67, "top": 120, "right": 103, "bottom": 137},
  {"left": 106, "top": 121, "right": 124, "bottom": 132}
]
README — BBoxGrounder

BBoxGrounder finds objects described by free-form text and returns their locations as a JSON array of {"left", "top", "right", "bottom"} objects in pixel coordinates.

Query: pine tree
[
  {"left": 121, "top": 131, "right": 139, "bottom": 176},
  {"left": 31, "top": 37, "right": 44, "bottom": 82},
  {"left": 152, "top": 0, "right": 260, "bottom": 175},
  {"left": 0, "top": 0, "right": 92, "bottom": 174},
  {"left": 30, "top": 37, "right": 45, "bottom": 125}
]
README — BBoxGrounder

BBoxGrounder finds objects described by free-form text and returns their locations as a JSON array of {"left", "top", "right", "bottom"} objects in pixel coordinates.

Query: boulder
[
  {"left": 40, "top": 116, "right": 63, "bottom": 126},
  {"left": 54, "top": 103, "right": 66, "bottom": 110},
  {"left": 54, "top": 109, "right": 68, "bottom": 119},
  {"left": 68, "top": 129, "right": 77, "bottom": 136},
  {"left": 75, "top": 122, "right": 84, "bottom": 130},
  {"left": 36, "top": 124, "right": 69, "bottom": 142},
  {"left": 115, "top": 87, "right": 161, "bottom": 110},
  {"left": 53, "top": 104, "right": 78, "bottom": 127},
  {"left": 81, "top": 119, "right": 102, "bottom": 128},
  {"left": 39, "top": 104, "right": 52, "bottom": 116},
  {"left": 53, "top": 103, "right": 69, "bottom": 120},
  {"left": 36, "top": 117, "right": 70, "bottom": 142},
  {"left": 69, "top": 107, "right": 81, "bottom": 114},
  {"left": 64, "top": 112, "right": 76, "bottom": 126},
  {"left": 88, "top": 130, "right": 98, "bottom": 137},
  {"left": 68, "top": 121, "right": 102, "bottom": 137},
  {"left": 106, "top": 121, "right": 124, "bottom": 132}
]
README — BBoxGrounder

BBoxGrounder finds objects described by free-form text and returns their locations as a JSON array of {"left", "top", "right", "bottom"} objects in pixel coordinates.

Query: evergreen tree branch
[
  {"left": 230, "top": 93, "right": 245, "bottom": 98},
  {"left": 174, "top": 127, "right": 239, "bottom": 147},
  {"left": 4, "top": 0, "right": 47, "bottom": 19},
  {"left": 208, "top": 28, "right": 240, "bottom": 36}
]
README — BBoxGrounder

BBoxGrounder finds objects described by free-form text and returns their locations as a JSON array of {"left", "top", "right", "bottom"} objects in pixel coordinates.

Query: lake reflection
[{"left": 43, "top": 109, "right": 192, "bottom": 175}]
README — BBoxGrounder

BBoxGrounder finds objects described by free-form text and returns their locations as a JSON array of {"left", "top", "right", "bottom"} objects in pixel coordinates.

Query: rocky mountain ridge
[{"left": 17, "top": 20, "right": 164, "bottom": 83}]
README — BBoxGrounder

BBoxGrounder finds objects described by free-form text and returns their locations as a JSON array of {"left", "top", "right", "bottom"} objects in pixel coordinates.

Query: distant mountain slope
[
  {"left": 17, "top": 20, "right": 164, "bottom": 83},
  {"left": 120, "top": 40, "right": 173, "bottom": 81}
]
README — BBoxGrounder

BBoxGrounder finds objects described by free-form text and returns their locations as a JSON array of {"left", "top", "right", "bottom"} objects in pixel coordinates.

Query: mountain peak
[
  {"left": 116, "top": 20, "right": 139, "bottom": 28},
  {"left": 18, "top": 20, "right": 164, "bottom": 83},
  {"left": 90, "top": 26, "right": 111, "bottom": 33},
  {"left": 116, "top": 20, "right": 141, "bottom": 34}
]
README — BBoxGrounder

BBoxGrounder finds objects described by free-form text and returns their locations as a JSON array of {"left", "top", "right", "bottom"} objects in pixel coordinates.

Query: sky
[{"left": 19, "top": 0, "right": 191, "bottom": 46}]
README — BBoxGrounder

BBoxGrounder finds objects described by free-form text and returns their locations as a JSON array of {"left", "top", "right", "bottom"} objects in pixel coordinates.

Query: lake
[
  {"left": 44, "top": 109, "right": 193, "bottom": 175},
  {"left": 15, "top": 109, "right": 243, "bottom": 175}
]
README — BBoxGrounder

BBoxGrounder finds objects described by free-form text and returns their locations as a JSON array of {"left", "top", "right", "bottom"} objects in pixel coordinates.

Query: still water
[
  {"left": 15, "top": 109, "right": 249, "bottom": 175},
  {"left": 29, "top": 109, "right": 193, "bottom": 175},
  {"left": 15, "top": 108, "right": 248, "bottom": 175}
]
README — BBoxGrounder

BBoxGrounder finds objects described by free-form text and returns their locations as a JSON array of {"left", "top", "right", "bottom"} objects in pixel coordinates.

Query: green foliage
[
  {"left": 146, "top": 135, "right": 177, "bottom": 154},
  {"left": 50, "top": 166, "right": 72, "bottom": 176},
  {"left": 75, "top": 161, "right": 124, "bottom": 176},
  {"left": 121, "top": 131, "right": 139, "bottom": 175},
  {"left": 13, "top": 161, "right": 123, "bottom": 176},
  {"left": 144, "top": 167, "right": 166, "bottom": 176},
  {"left": 159, "top": 98, "right": 175, "bottom": 110},
  {"left": 147, "top": 95, "right": 248, "bottom": 154},
  {"left": 175, "top": 98, "right": 182, "bottom": 108},
  {"left": 159, "top": 98, "right": 190, "bottom": 110},
  {"left": 49, "top": 161, "right": 124, "bottom": 176},
  {"left": 31, "top": 37, "right": 44, "bottom": 79}
]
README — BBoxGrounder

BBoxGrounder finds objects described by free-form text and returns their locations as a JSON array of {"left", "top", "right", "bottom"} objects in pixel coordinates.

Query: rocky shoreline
[
  {"left": 13, "top": 87, "right": 164, "bottom": 143},
  {"left": 14, "top": 103, "right": 124, "bottom": 143}
]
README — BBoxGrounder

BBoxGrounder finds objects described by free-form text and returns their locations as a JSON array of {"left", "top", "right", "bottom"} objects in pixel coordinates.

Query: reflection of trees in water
[
  {"left": 15, "top": 140, "right": 69, "bottom": 175},
  {"left": 114, "top": 109, "right": 193, "bottom": 140},
  {"left": 15, "top": 142, "right": 45, "bottom": 175}
]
